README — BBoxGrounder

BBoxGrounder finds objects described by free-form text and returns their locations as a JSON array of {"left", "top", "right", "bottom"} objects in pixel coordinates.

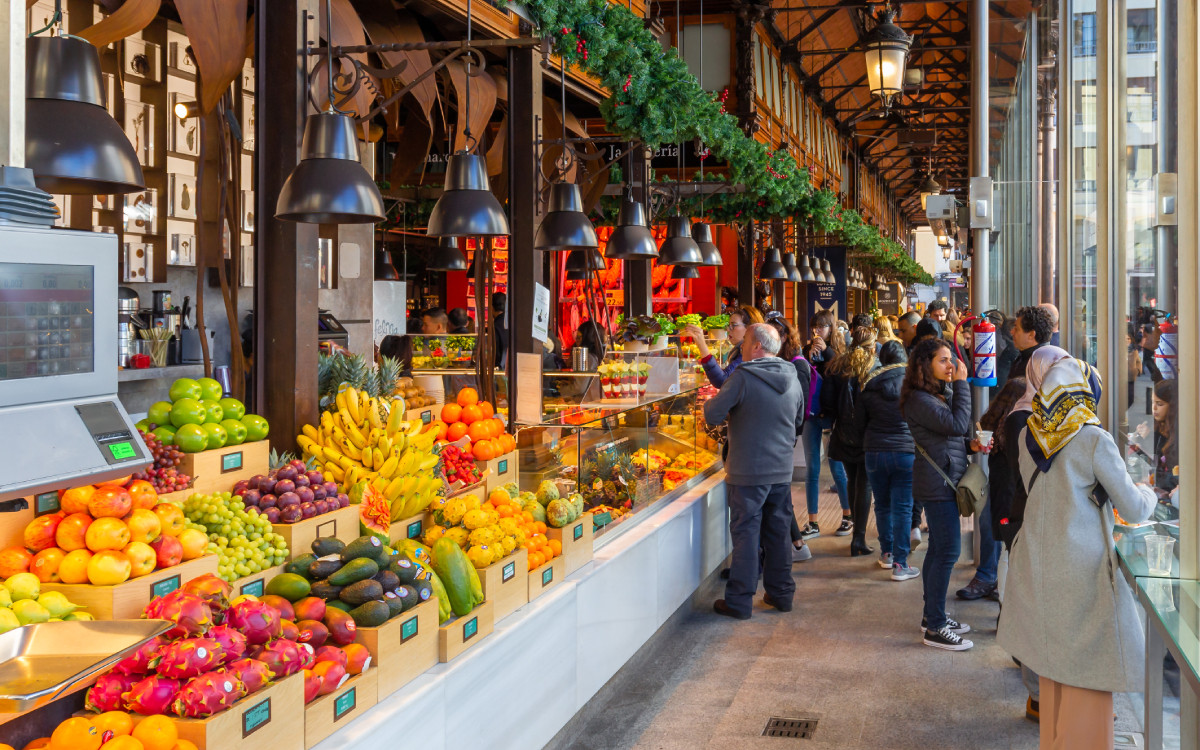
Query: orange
[
  {"left": 456, "top": 387, "right": 479, "bottom": 407},
  {"left": 488, "top": 488, "right": 509, "bottom": 505},
  {"left": 529, "top": 552, "right": 545, "bottom": 569},
  {"left": 460, "top": 404, "right": 482, "bottom": 424},
  {"left": 58, "top": 549, "right": 93, "bottom": 583},
  {"left": 497, "top": 505, "right": 514, "bottom": 519},
  {"left": 521, "top": 511, "right": 533, "bottom": 522},
  {"left": 173, "top": 742, "right": 199, "bottom": 750},
  {"left": 101, "top": 738, "right": 143, "bottom": 750},
  {"left": 91, "top": 711, "right": 134, "bottom": 737},
  {"left": 131, "top": 715, "right": 177, "bottom": 750},
  {"left": 467, "top": 420, "right": 491, "bottom": 443},
  {"left": 478, "top": 401, "right": 495, "bottom": 419},
  {"left": 473, "top": 440, "right": 496, "bottom": 461},
  {"left": 534, "top": 522, "right": 547, "bottom": 535},
  {"left": 85, "top": 517, "right": 130, "bottom": 552},
  {"left": 548, "top": 539, "right": 563, "bottom": 556},
  {"left": 23, "top": 739, "right": 50, "bottom": 750},
  {"left": 446, "top": 422, "right": 469, "bottom": 442},
  {"left": 499, "top": 434, "right": 516, "bottom": 454},
  {"left": 441, "top": 403, "right": 463, "bottom": 424},
  {"left": 49, "top": 717, "right": 101, "bottom": 750}
]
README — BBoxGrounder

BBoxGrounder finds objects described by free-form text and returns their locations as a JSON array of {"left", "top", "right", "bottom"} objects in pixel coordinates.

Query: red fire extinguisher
[
  {"left": 1155, "top": 318, "right": 1178, "bottom": 379},
  {"left": 952, "top": 314, "right": 997, "bottom": 388}
]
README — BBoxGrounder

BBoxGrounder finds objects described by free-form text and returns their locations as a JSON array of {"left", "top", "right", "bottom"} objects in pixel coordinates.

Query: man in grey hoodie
[{"left": 704, "top": 323, "right": 806, "bottom": 619}]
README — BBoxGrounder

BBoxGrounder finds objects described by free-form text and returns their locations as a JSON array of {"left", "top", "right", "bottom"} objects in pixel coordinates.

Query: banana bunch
[{"left": 296, "top": 386, "right": 444, "bottom": 521}]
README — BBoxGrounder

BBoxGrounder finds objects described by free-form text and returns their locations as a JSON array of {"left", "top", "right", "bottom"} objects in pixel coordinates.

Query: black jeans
[
  {"left": 725, "top": 483, "right": 796, "bottom": 616},
  {"left": 844, "top": 459, "right": 871, "bottom": 545}
]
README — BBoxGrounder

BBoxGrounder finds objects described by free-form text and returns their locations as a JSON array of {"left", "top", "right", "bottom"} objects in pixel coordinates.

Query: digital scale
[{"left": 0, "top": 226, "right": 150, "bottom": 503}]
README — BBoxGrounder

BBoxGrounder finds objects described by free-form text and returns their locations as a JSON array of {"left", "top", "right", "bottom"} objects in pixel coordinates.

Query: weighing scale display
[{"left": 0, "top": 263, "right": 95, "bottom": 381}]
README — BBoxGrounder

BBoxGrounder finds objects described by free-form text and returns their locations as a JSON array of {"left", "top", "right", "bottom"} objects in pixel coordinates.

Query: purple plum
[
  {"left": 312, "top": 486, "right": 327, "bottom": 501},
  {"left": 278, "top": 491, "right": 301, "bottom": 508},
  {"left": 258, "top": 493, "right": 278, "bottom": 510},
  {"left": 289, "top": 459, "right": 308, "bottom": 472},
  {"left": 275, "top": 466, "right": 298, "bottom": 482},
  {"left": 273, "top": 478, "right": 296, "bottom": 495},
  {"left": 233, "top": 479, "right": 251, "bottom": 495},
  {"left": 248, "top": 474, "right": 268, "bottom": 491},
  {"left": 264, "top": 507, "right": 281, "bottom": 524},
  {"left": 300, "top": 502, "right": 317, "bottom": 520},
  {"left": 306, "top": 471, "right": 325, "bottom": 486},
  {"left": 337, "top": 493, "right": 350, "bottom": 508},
  {"left": 322, "top": 481, "right": 339, "bottom": 497},
  {"left": 241, "top": 489, "right": 262, "bottom": 508},
  {"left": 280, "top": 506, "right": 303, "bottom": 524},
  {"left": 296, "top": 486, "right": 315, "bottom": 504},
  {"left": 294, "top": 474, "right": 311, "bottom": 489},
  {"left": 258, "top": 477, "right": 277, "bottom": 496}
]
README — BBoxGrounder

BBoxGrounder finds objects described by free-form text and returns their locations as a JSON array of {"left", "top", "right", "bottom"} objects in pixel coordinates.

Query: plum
[
  {"left": 307, "top": 471, "right": 325, "bottom": 486},
  {"left": 233, "top": 479, "right": 251, "bottom": 495},
  {"left": 258, "top": 493, "right": 278, "bottom": 510},
  {"left": 275, "top": 466, "right": 298, "bottom": 482},
  {"left": 289, "top": 459, "right": 308, "bottom": 472},
  {"left": 264, "top": 507, "right": 281, "bottom": 524},
  {"left": 248, "top": 474, "right": 268, "bottom": 491},
  {"left": 280, "top": 506, "right": 303, "bottom": 524},
  {"left": 300, "top": 502, "right": 317, "bottom": 520},
  {"left": 241, "top": 489, "right": 262, "bottom": 508},
  {"left": 278, "top": 492, "right": 301, "bottom": 508},
  {"left": 294, "top": 474, "right": 311, "bottom": 489},
  {"left": 322, "top": 481, "right": 339, "bottom": 497},
  {"left": 311, "top": 486, "right": 327, "bottom": 501},
  {"left": 337, "top": 493, "right": 350, "bottom": 508},
  {"left": 274, "top": 478, "right": 296, "bottom": 495},
  {"left": 258, "top": 477, "right": 277, "bottom": 495}
]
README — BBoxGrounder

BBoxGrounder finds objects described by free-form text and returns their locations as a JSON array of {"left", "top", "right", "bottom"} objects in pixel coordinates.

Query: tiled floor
[{"left": 546, "top": 483, "right": 1153, "bottom": 750}]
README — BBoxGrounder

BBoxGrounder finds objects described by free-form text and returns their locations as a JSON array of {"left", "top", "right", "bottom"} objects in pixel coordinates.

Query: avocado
[
  {"left": 341, "top": 535, "right": 389, "bottom": 564},
  {"left": 412, "top": 580, "right": 434, "bottom": 604},
  {"left": 326, "top": 599, "right": 353, "bottom": 613},
  {"left": 395, "top": 585, "right": 419, "bottom": 611},
  {"left": 372, "top": 570, "right": 401, "bottom": 591},
  {"left": 309, "top": 580, "right": 344, "bottom": 601},
  {"left": 339, "top": 579, "right": 384, "bottom": 606},
  {"left": 308, "top": 559, "right": 342, "bottom": 580},
  {"left": 348, "top": 600, "right": 390, "bottom": 628},
  {"left": 389, "top": 558, "right": 419, "bottom": 585},
  {"left": 311, "top": 537, "right": 346, "bottom": 557},
  {"left": 328, "top": 557, "right": 380, "bottom": 586},
  {"left": 382, "top": 590, "right": 406, "bottom": 617},
  {"left": 286, "top": 553, "right": 318, "bottom": 578}
]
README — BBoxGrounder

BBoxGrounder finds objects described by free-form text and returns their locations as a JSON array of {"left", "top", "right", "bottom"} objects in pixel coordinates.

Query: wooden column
[
  {"left": 624, "top": 144, "right": 652, "bottom": 317},
  {"left": 254, "top": 0, "right": 319, "bottom": 451}
]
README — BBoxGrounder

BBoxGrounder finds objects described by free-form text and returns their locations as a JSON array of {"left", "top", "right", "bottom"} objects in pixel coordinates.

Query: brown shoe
[{"left": 713, "top": 599, "right": 751, "bottom": 620}]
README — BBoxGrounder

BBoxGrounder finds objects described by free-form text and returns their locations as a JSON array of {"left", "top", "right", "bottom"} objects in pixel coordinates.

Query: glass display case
[{"left": 409, "top": 333, "right": 478, "bottom": 372}]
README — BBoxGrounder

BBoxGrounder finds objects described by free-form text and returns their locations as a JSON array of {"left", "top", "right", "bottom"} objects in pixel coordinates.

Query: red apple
[{"left": 150, "top": 535, "right": 183, "bottom": 568}]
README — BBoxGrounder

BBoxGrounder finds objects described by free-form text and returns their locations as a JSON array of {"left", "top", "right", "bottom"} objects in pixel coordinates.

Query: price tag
[
  {"left": 542, "top": 566, "right": 554, "bottom": 586},
  {"left": 242, "top": 697, "right": 272, "bottom": 738},
  {"left": 498, "top": 459, "right": 508, "bottom": 474},
  {"left": 152, "top": 574, "right": 181, "bottom": 599},
  {"left": 34, "top": 491, "right": 60, "bottom": 516},
  {"left": 317, "top": 519, "right": 337, "bottom": 537},
  {"left": 421, "top": 410, "right": 432, "bottom": 424},
  {"left": 407, "top": 519, "right": 422, "bottom": 539},
  {"left": 592, "top": 511, "right": 613, "bottom": 528},
  {"left": 221, "top": 451, "right": 244, "bottom": 473},
  {"left": 463, "top": 616, "right": 478, "bottom": 641},
  {"left": 502, "top": 561, "right": 515, "bottom": 583},
  {"left": 333, "top": 686, "right": 357, "bottom": 721},
  {"left": 573, "top": 523, "right": 584, "bottom": 541},
  {"left": 241, "top": 578, "right": 265, "bottom": 598},
  {"left": 401, "top": 614, "right": 419, "bottom": 643}
]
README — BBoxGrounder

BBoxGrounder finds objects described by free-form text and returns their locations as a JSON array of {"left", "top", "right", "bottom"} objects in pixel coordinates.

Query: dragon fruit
[
  {"left": 253, "top": 638, "right": 305, "bottom": 679},
  {"left": 206, "top": 624, "right": 248, "bottom": 664},
  {"left": 224, "top": 658, "right": 273, "bottom": 694},
  {"left": 172, "top": 671, "right": 246, "bottom": 718},
  {"left": 151, "top": 637, "right": 227, "bottom": 680},
  {"left": 123, "top": 675, "right": 183, "bottom": 715},
  {"left": 224, "top": 600, "right": 281, "bottom": 645},
  {"left": 111, "top": 636, "right": 167, "bottom": 676},
  {"left": 182, "top": 574, "right": 233, "bottom": 621},
  {"left": 142, "top": 590, "right": 213, "bottom": 638},
  {"left": 298, "top": 642, "right": 316, "bottom": 670},
  {"left": 85, "top": 673, "right": 137, "bottom": 713}
]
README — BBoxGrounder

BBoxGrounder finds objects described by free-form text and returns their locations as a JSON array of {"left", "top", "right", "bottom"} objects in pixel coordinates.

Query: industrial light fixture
[
  {"left": 873, "top": 276, "right": 889, "bottom": 292},
  {"left": 692, "top": 222, "right": 723, "bottom": 266},
  {"left": 535, "top": 182, "right": 598, "bottom": 251},
  {"left": 671, "top": 265, "right": 701, "bottom": 279},
  {"left": 919, "top": 173, "right": 941, "bottom": 211},
  {"left": 800, "top": 255, "right": 817, "bottom": 282},
  {"left": 820, "top": 257, "right": 836, "bottom": 284},
  {"left": 783, "top": 252, "right": 803, "bottom": 283},
  {"left": 374, "top": 248, "right": 401, "bottom": 280},
  {"left": 760, "top": 247, "right": 788, "bottom": 280},
  {"left": 862, "top": 6, "right": 912, "bottom": 111},
  {"left": 659, "top": 216, "right": 703, "bottom": 266},
  {"left": 565, "top": 267, "right": 588, "bottom": 281},
  {"left": 564, "top": 247, "right": 606, "bottom": 272},
  {"left": 24, "top": 27, "right": 145, "bottom": 195},
  {"left": 604, "top": 197, "right": 658, "bottom": 259},
  {"left": 428, "top": 236, "right": 469, "bottom": 271}
]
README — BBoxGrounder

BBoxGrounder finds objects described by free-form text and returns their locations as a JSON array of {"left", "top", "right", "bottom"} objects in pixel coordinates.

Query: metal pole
[
  {"left": 1155, "top": 0, "right": 1178, "bottom": 314},
  {"left": 0, "top": 0, "right": 24, "bottom": 168},
  {"left": 970, "top": 0, "right": 988, "bottom": 417}
]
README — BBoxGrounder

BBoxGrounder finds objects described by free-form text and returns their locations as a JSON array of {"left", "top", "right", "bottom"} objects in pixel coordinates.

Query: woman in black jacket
[
  {"left": 902, "top": 338, "right": 973, "bottom": 651},
  {"left": 769, "top": 312, "right": 813, "bottom": 562},
  {"left": 822, "top": 326, "right": 877, "bottom": 556},
  {"left": 852, "top": 341, "right": 916, "bottom": 578}
]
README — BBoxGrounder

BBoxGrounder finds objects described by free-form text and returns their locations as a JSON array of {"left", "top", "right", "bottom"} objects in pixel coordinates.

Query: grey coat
[{"left": 997, "top": 424, "right": 1156, "bottom": 692}]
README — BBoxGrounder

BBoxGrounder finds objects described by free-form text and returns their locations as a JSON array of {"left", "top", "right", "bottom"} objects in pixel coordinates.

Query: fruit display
[
  {"left": 22, "top": 712, "right": 186, "bottom": 750},
  {"left": 179, "top": 492, "right": 289, "bottom": 581},
  {"left": 234, "top": 458, "right": 349, "bottom": 525},
  {"left": 630, "top": 449, "right": 669, "bottom": 473},
  {"left": 0, "top": 573, "right": 91, "bottom": 631},
  {"left": 136, "top": 377, "right": 269, "bottom": 454},
  {"left": 439, "top": 443, "right": 482, "bottom": 488},
  {"left": 597, "top": 361, "right": 649, "bottom": 399},
  {"left": 0, "top": 481, "right": 203, "bottom": 586},
  {"left": 265, "top": 535, "right": 436, "bottom": 634},
  {"left": 423, "top": 387, "right": 515, "bottom": 462},
  {"left": 130, "top": 431, "right": 192, "bottom": 494},
  {"left": 423, "top": 486, "right": 560, "bottom": 573},
  {"left": 662, "top": 450, "right": 718, "bottom": 491},
  {"left": 410, "top": 335, "right": 475, "bottom": 370},
  {"left": 392, "top": 376, "right": 436, "bottom": 409}
]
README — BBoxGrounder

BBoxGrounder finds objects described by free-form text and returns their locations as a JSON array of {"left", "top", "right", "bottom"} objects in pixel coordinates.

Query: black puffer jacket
[
  {"left": 852, "top": 364, "right": 912, "bottom": 454},
  {"left": 821, "top": 369, "right": 863, "bottom": 463},
  {"left": 903, "top": 380, "right": 972, "bottom": 503}
]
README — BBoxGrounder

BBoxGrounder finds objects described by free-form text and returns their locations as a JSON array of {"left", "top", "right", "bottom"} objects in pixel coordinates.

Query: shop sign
[
  {"left": 876, "top": 285, "right": 900, "bottom": 315},
  {"left": 806, "top": 246, "right": 847, "bottom": 325}
]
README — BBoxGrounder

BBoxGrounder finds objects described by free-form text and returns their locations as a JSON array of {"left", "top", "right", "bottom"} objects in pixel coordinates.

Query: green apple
[
  {"left": 221, "top": 418, "right": 247, "bottom": 445},
  {"left": 147, "top": 400, "right": 173, "bottom": 426},
  {"left": 202, "top": 422, "right": 228, "bottom": 450},
  {"left": 152, "top": 425, "right": 177, "bottom": 444},
  {"left": 201, "top": 399, "right": 224, "bottom": 424},
  {"left": 168, "top": 377, "right": 202, "bottom": 402},
  {"left": 240, "top": 414, "right": 270, "bottom": 442},
  {"left": 218, "top": 397, "right": 246, "bottom": 420},
  {"left": 197, "top": 377, "right": 224, "bottom": 401},
  {"left": 174, "top": 423, "right": 209, "bottom": 453},
  {"left": 169, "top": 398, "right": 206, "bottom": 428}
]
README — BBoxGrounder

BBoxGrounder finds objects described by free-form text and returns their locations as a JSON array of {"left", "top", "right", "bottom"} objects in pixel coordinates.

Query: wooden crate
[
  {"left": 305, "top": 669, "right": 378, "bottom": 749},
  {"left": 146, "top": 671, "right": 305, "bottom": 750},
  {"left": 42, "top": 554, "right": 219, "bottom": 620},
  {"left": 478, "top": 548, "right": 528, "bottom": 622},
  {"left": 387, "top": 512, "right": 428, "bottom": 546},
  {"left": 438, "top": 598, "right": 494, "bottom": 662},
  {"left": 156, "top": 488, "right": 199, "bottom": 504},
  {"left": 479, "top": 450, "right": 518, "bottom": 493},
  {"left": 179, "top": 440, "right": 270, "bottom": 494},
  {"left": 546, "top": 512, "right": 594, "bottom": 575},
  {"left": 274, "top": 505, "right": 360, "bottom": 561},
  {"left": 405, "top": 405, "right": 438, "bottom": 426},
  {"left": 355, "top": 596, "right": 438, "bottom": 698},
  {"left": 528, "top": 556, "right": 565, "bottom": 602},
  {"left": 228, "top": 563, "right": 287, "bottom": 599}
]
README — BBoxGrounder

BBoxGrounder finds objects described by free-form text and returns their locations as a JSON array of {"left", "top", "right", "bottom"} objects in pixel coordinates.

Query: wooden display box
[
  {"left": 528, "top": 556, "right": 565, "bottom": 602},
  {"left": 546, "top": 512, "right": 594, "bottom": 575},
  {"left": 478, "top": 548, "right": 528, "bottom": 622},
  {"left": 179, "top": 440, "right": 269, "bottom": 494},
  {"left": 479, "top": 450, "right": 518, "bottom": 493},
  {"left": 438, "top": 598, "right": 494, "bottom": 662},
  {"left": 144, "top": 671, "right": 305, "bottom": 750},
  {"left": 274, "top": 505, "right": 360, "bottom": 561},
  {"left": 387, "top": 512, "right": 427, "bottom": 546},
  {"left": 43, "top": 554, "right": 219, "bottom": 620},
  {"left": 405, "top": 405, "right": 438, "bottom": 426},
  {"left": 448, "top": 478, "right": 487, "bottom": 499},
  {"left": 228, "top": 563, "right": 287, "bottom": 599},
  {"left": 355, "top": 596, "right": 438, "bottom": 698},
  {"left": 305, "top": 669, "right": 378, "bottom": 749},
  {"left": 156, "top": 487, "right": 198, "bottom": 504}
]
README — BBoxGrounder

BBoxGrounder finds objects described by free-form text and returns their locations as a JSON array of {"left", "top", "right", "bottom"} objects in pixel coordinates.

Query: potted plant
[
  {"left": 653, "top": 314, "right": 676, "bottom": 349},
  {"left": 620, "top": 314, "right": 661, "bottom": 352},
  {"left": 702, "top": 314, "right": 730, "bottom": 340}
]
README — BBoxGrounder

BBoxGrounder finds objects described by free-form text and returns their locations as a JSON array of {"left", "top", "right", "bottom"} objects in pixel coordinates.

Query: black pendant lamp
[
  {"left": 783, "top": 252, "right": 803, "bottom": 283},
  {"left": 276, "top": 111, "right": 386, "bottom": 223},
  {"left": 760, "top": 247, "right": 788, "bottom": 280},
  {"left": 427, "top": 152, "right": 508, "bottom": 236},
  {"left": 800, "top": 255, "right": 817, "bottom": 282},
  {"left": 659, "top": 216, "right": 703, "bottom": 266},
  {"left": 692, "top": 222, "right": 723, "bottom": 267},
  {"left": 24, "top": 34, "right": 144, "bottom": 195},
  {"left": 671, "top": 265, "right": 701, "bottom": 279},
  {"left": 375, "top": 248, "right": 401, "bottom": 280},
  {"left": 565, "top": 267, "right": 588, "bottom": 281},
  {"left": 820, "top": 258, "right": 836, "bottom": 284},
  {"left": 428, "top": 237, "right": 469, "bottom": 271},
  {"left": 535, "top": 182, "right": 597, "bottom": 251},
  {"left": 605, "top": 198, "right": 658, "bottom": 260},
  {"left": 565, "top": 248, "right": 606, "bottom": 272}
]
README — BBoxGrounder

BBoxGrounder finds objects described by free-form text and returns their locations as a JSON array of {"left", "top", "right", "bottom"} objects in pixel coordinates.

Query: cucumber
[{"left": 328, "top": 557, "right": 380, "bottom": 587}]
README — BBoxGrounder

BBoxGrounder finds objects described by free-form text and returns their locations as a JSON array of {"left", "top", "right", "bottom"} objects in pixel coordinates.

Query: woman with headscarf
[{"left": 998, "top": 347, "right": 1155, "bottom": 749}]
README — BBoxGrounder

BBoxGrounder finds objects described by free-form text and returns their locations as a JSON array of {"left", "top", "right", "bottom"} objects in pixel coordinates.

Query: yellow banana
[
  {"left": 320, "top": 411, "right": 335, "bottom": 432},
  {"left": 372, "top": 447, "right": 385, "bottom": 469},
  {"left": 335, "top": 389, "right": 346, "bottom": 412},
  {"left": 377, "top": 435, "right": 392, "bottom": 456},
  {"left": 366, "top": 427, "right": 382, "bottom": 448},
  {"left": 397, "top": 451, "right": 419, "bottom": 476},
  {"left": 331, "top": 424, "right": 348, "bottom": 445},
  {"left": 358, "top": 390, "right": 372, "bottom": 421},
  {"left": 338, "top": 455, "right": 357, "bottom": 472},
  {"left": 361, "top": 448, "right": 373, "bottom": 470},
  {"left": 405, "top": 421, "right": 423, "bottom": 438},
  {"left": 343, "top": 417, "right": 367, "bottom": 449},
  {"left": 343, "top": 386, "right": 361, "bottom": 424},
  {"left": 340, "top": 438, "right": 362, "bottom": 461},
  {"left": 384, "top": 476, "right": 406, "bottom": 502},
  {"left": 409, "top": 431, "right": 436, "bottom": 452},
  {"left": 387, "top": 399, "right": 405, "bottom": 432},
  {"left": 297, "top": 435, "right": 316, "bottom": 454},
  {"left": 301, "top": 424, "right": 321, "bottom": 443},
  {"left": 325, "top": 463, "right": 345, "bottom": 482},
  {"left": 378, "top": 454, "right": 399, "bottom": 479},
  {"left": 418, "top": 454, "right": 440, "bottom": 471},
  {"left": 367, "top": 402, "right": 385, "bottom": 430}
]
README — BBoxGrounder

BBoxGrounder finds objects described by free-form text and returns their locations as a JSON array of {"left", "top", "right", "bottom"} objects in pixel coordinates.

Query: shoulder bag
[{"left": 915, "top": 443, "right": 988, "bottom": 518}]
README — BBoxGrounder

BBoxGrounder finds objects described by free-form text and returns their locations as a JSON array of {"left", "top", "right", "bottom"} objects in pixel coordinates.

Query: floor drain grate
[{"left": 762, "top": 717, "right": 818, "bottom": 739}]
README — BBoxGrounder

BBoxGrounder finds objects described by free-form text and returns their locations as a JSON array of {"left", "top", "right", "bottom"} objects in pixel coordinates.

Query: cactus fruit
[
  {"left": 111, "top": 636, "right": 167, "bottom": 676},
  {"left": 223, "top": 599, "right": 282, "bottom": 645},
  {"left": 205, "top": 624, "right": 248, "bottom": 665},
  {"left": 142, "top": 590, "right": 213, "bottom": 639},
  {"left": 224, "top": 658, "right": 273, "bottom": 694}
]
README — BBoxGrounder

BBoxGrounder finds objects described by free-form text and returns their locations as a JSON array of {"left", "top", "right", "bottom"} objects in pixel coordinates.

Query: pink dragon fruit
[
  {"left": 298, "top": 642, "right": 315, "bottom": 670},
  {"left": 224, "top": 658, "right": 273, "bottom": 694},
  {"left": 172, "top": 671, "right": 246, "bottom": 718},
  {"left": 151, "top": 637, "right": 227, "bottom": 680},
  {"left": 224, "top": 600, "right": 281, "bottom": 645},
  {"left": 111, "top": 636, "right": 167, "bottom": 676},
  {"left": 253, "top": 638, "right": 305, "bottom": 679},
  {"left": 123, "top": 675, "right": 183, "bottom": 715},
  {"left": 206, "top": 624, "right": 247, "bottom": 665},
  {"left": 85, "top": 673, "right": 137, "bottom": 713},
  {"left": 142, "top": 590, "right": 213, "bottom": 639}
]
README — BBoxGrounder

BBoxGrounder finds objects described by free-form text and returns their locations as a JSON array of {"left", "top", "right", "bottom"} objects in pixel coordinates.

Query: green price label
[
  {"left": 542, "top": 567, "right": 554, "bottom": 586},
  {"left": 34, "top": 491, "right": 60, "bottom": 516},
  {"left": 502, "top": 562, "right": 515, "bottom": 583},
  {"left": 421, "top": 410, "right": 432, "bottom": 424},
  {"left": 407, "top": 520, "right": 422, "bottom": 539},
  {"left": 463, "top": 616, "right": 478, "bottom": 641},
  {"left": 108, "top": 442, "right": 136, "bottom": 460},
  {"left": 498, "top": 459, "right": 508, "bottom": 474},
  {"left": 152, "top": 574, "right": 181, "bottom": 599},
  {"left": 593, "top": 511, "right": 613, "bottom": 528},
  {"left": 333, "top": 687, "right": 357, "bottom": 721},
  {"left": 573, "top": 523, "right": 584, "bottom": 541},
  {"left": 401, "top": 615, "right": 418, "bottom": 643},
  {"left": 221, "top": 451, "right": 244, "bottom": 473},
  {"left": 242, "top": 697, "right": 272, "bottom": 738},
  {"left": 241, "top": 578, "right": 264, "bottom": 598}
]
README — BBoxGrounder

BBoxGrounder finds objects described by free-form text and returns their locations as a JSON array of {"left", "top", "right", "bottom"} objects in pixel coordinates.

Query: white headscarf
[{"left": 1012, "top": 345, "right": 1072, "bottom": 413}]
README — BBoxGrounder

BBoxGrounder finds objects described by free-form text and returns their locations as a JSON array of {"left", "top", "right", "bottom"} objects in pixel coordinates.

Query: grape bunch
[
  {"left": 132, "top": 430, "right": 192, "bottom": 493},
  {"left": 182, "top": 491, "right": 290, "bottom": 581}
]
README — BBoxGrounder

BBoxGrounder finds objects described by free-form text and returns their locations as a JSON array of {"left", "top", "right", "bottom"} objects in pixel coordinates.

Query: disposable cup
[{"left": 1145, "top": 534, "right": 1175, "bottom": 576}]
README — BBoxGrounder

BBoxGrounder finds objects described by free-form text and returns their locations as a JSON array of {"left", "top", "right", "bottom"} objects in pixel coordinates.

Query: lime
[
  {"left": 152, "top": 425, "right": 177, "bottom": 444},
  {"left": 147, "top": 400, "right": 173, "bottom": 426},
  {"left": 221, "top": 418, "right": 248, "bottom": 446},
  {"left": 170, "top": 398, "right": 207, "bottom": 427},
  {"left": 219, "top": 397, "right": 246, "bottom": 420},
  {"left": 135, "top": 418, "right": 151, "bottom": 433},
  {"left": 201, "top": 399, "right": 225, "bottom": 424},
  {"left": 168, "top": 377, "right": 202, "bottom": 402},
  {"left": 174, "top": 423, "right": 209, "bottom": 453},
  {"left": 197, "top": 377, "right": 225, "bottom": 401},
  {"left": 241, "top": 414, "right": 270, "bottom": 442},
  {"left": 202, "top": 422, "right": 229, "bottom": 450}
]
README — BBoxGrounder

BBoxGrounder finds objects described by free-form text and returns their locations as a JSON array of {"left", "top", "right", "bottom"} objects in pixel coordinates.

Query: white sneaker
[
  {"left": 910, "top": 527, "right": 923, "bottom": 549},
  {"left": 792, "top": 543, "right": 812, "bottom": 563}
]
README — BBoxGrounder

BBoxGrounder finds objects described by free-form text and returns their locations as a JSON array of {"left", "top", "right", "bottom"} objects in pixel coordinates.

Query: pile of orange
[
  {"left": 481, "top": 490, "right": 560, "bottom": 570},
  {"left": 425, "top": 387, "right": 516, "bottom": 461},
  {"left": 18, "top": 713, "right": 193, "bottom": 750}
]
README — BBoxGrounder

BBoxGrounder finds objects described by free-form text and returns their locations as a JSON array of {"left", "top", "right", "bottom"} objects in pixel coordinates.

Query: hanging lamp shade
[
  {"left": 276, "top": 111, "right": 385, "bottom": 223},
  {"left": 782, "top": 252, "right": 804, "bottom": 283},
  {"left": 565, "top": 248, "right": 606, "bottom": 272},
  {"left": 863, "top": 8, "right": 912, "bottom": 110},
  {"left": 873, "top": 276, "right": 889, "bottom": 292},
  {"left": 918, "top": 173, "right": 942, "bottom": 211},
  {"left": 425, "top": 152, "right": 508, "bottom": 236},
  {"left": 535, "top": 182, "right": 597, "bottom": 251},
  {"left": 605, "top": 199, "right": 659, "bottom": 259},
  {"left": 24, "top": 35, "right": 144, "bottom": 195},
  {"left": 565, "top": 267, "right": 588, "bottom": 281},
  {"left": 659, "top": 216, "right": 703, "bottom": 266},
  {"left": 760, "top": 247, "right": 788, "bottom": 280},
  {"left": 671, "top": 265, "right": 700, "bottom": 279},
  {"left": 820, "top": 258, "right": 836, "bottom": 284},
  {"left": 375, "top": 249, "right": 401, "bottom": 280},
  {"left": 800, "top": 255, "right": 817, "bottom": 282},
  {"left": 691, "top": 221, "right": 723, "bottom": 266},
  {"left": 428, "top": 237, "right": 468, "bottom": 271}
]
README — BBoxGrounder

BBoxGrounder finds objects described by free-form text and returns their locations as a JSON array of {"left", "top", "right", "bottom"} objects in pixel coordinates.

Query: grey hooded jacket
[{"left": 703, "top": 356, "right": 805, "bottom": 486}]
